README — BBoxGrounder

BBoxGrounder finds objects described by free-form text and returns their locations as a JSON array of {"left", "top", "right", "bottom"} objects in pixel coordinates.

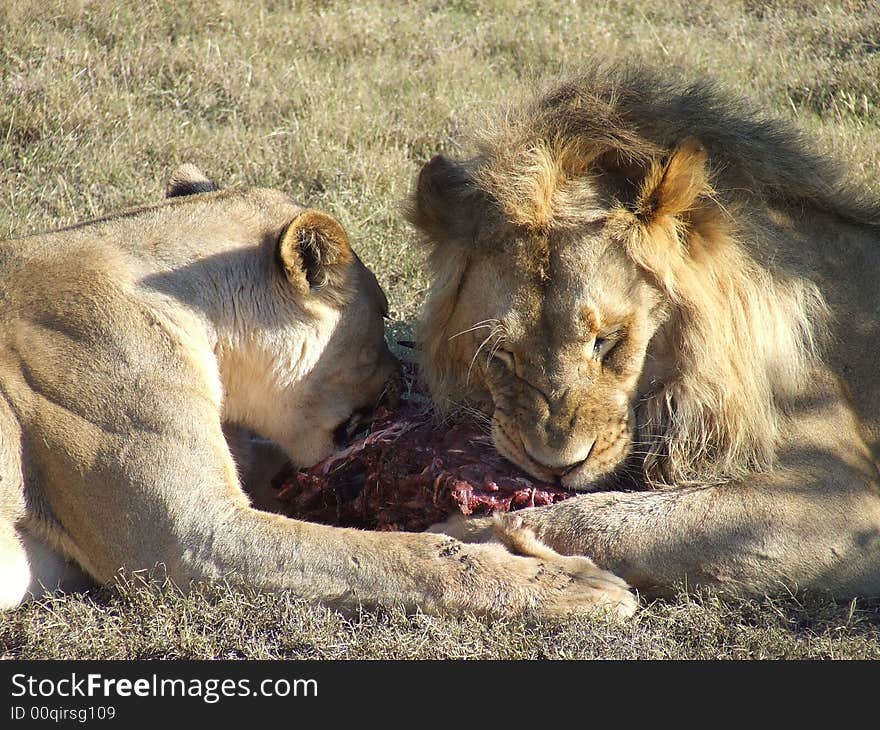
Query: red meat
[{"left": 272, "top": 367, "right": 574, "bottom": 532}]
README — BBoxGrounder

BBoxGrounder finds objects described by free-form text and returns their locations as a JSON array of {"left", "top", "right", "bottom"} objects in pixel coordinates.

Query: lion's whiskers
[
  {"left": 486, "top": 330, "right": 508, "bottom": 367},
  {"left": 448, "top": 319, "right": 500, "bottom": 341},
  {"left": 466, "top": 326, "right": 502, "bottom": 385}
]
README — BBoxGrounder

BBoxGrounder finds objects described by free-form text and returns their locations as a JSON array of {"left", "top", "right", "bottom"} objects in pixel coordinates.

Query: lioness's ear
[
  {"left": 409, "top": 154, "right": 475, "bottom": 242},
  {"left": 277, "top": 210, "right": 353, "bottom": 292},
  {"left": 166, "top": 163, "right": 219, "bottom": 198},
  {"left": 635, "top": 138, "right": 709, "bottom": 222}
]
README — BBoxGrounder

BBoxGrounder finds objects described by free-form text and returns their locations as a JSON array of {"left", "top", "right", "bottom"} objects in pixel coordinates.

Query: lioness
[
  {"left": 0, "top": 165, "right": 635, "bottom": 616},
  {"left": 414, "top": 66, "right": 880, "bottom": 600}
]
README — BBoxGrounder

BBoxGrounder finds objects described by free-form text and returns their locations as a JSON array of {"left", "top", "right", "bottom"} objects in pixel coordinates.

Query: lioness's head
[
  {"left": 166, "top": 165, "right": 401, "bottom": 468},
  {"left": 409, "top": 73, "right": 826, "bottom": 490},
  {"left": 263, "top": 209, "right": 402, "bottom": 467}
]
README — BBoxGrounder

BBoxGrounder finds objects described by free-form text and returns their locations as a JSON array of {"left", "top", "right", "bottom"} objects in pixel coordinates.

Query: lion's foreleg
[{"left": 432, "top": 479, "right": 880, "bottom": 600}]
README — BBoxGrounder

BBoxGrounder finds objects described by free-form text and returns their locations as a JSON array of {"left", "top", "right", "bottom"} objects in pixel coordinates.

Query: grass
[
  {"left": 4, "top": 580, "right": 880, "bottom": 660},
  {"left": 2, "top": 0, "right": 879, "bottom": 659}
]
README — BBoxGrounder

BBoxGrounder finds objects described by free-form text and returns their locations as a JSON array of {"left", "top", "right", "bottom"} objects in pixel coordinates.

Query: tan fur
[
  {"left": 415, "top": 66, "right": 880, "bottom": 600},
  {"left": 0, "top": 165, "right": 636, "bottom": 618}
]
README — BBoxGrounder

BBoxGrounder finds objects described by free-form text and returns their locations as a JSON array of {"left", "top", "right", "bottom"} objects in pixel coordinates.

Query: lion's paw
[{"left": 429, "top": 515, "right": 638, "bottom": 619}]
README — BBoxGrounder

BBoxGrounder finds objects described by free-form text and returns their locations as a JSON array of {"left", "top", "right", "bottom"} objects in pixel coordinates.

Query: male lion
[
  {"left": 0, "top": 165, "right": 635, "bottom": 616},
  {"left": 413, "top": 66, "right": 880, "bottom": 601}
]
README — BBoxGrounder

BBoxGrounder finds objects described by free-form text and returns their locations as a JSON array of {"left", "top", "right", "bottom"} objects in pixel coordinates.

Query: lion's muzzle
[{"left": 492, "top": 400, "right": 633, "bottom": 491}]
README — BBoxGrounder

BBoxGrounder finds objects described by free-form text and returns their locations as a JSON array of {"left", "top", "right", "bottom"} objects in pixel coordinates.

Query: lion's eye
[
  {"left": 493, "top": 349, "right": 515, "bottom": 369},
  {"left": 593, "top": 333, "right": 620, "bottom": 360}
]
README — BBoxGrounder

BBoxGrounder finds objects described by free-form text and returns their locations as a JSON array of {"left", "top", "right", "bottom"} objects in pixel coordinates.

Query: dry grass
[
  {"left": 4, "top": 579, "right": 880, "bottom": 660},
  {"left": 2, "top": 0, "right": 879, "bottom": 659}
]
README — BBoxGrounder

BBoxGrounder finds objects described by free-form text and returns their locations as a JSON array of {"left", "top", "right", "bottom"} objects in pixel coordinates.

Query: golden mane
[
  {"left": 412, "top": 65, "right": 880, "bottom": 485},
  {"left": 471, "top": 64, "right": 880, "bottom": 232}
]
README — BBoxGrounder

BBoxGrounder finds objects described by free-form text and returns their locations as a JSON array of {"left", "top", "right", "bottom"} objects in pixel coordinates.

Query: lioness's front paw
[
  {"left": 541, "top": 554, "right": 638, "bottom": 619},
  {"left": 427, "top": 514, "right": 637, "bottom": 618},
  {"left": 504, "top": 518, "right": 636, "bottom": 618},
  {"left": 466, "top": 541, "right": 637, "bottom": 620}
]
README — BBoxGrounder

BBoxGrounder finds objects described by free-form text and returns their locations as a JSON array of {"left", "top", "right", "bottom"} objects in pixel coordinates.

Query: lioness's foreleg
[
  {"left": 222, "top": 424, "right": 288, "bottom": 513},
  {"left": 60, "top": 493, "right": 638, "bottom": 618},
  {"left": 174, "top": 504, "right": 638, "bottom": 617},
  {"left": 0, "top": 395, "right": 93, "bottom": 607},
  {"left": 0, "top": 521, "right": 32, "bottom": 609},
  {"left": 35, "top": 417, "right": 635, "bottom": 618}
]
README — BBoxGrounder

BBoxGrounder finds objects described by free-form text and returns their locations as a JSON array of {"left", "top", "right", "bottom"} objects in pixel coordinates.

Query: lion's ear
[
  {"left": 635, "top": 138, "right": 709, "bottom": 222},
  {"left": 277, "top": 210, "right": 354, "bottom": 292},
  {"left": 409, "top": 155, "right": 476, "bottom": 243},
  {"left": 166, "top": 163, "right": 219, "bottom": 198}
]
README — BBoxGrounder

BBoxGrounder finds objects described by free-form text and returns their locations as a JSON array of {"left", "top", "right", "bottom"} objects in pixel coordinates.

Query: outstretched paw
[
  {"left": 428, "top": 513, "right": 638, "bottom": 619},
  {"left": 491, "top": 513, "right": 637, "bottom": 618}
]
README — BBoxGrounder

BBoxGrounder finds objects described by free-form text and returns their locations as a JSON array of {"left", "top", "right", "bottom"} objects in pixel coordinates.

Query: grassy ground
[
  {"left": 4, "top": 580, "right": 880, "bottom": 660},
  {"left": 2, "top": 0, "right": 879, "bottom": 659}
]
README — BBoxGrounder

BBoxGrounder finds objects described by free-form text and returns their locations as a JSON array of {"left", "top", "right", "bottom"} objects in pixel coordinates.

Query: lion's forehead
[{"left": 501, "top": 238, "right": 650, "bottom": 335}]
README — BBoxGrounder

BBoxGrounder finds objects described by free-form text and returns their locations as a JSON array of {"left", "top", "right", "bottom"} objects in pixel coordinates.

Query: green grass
[{"left": 2, "top": 0, "right": 879, "bottom": 659}]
